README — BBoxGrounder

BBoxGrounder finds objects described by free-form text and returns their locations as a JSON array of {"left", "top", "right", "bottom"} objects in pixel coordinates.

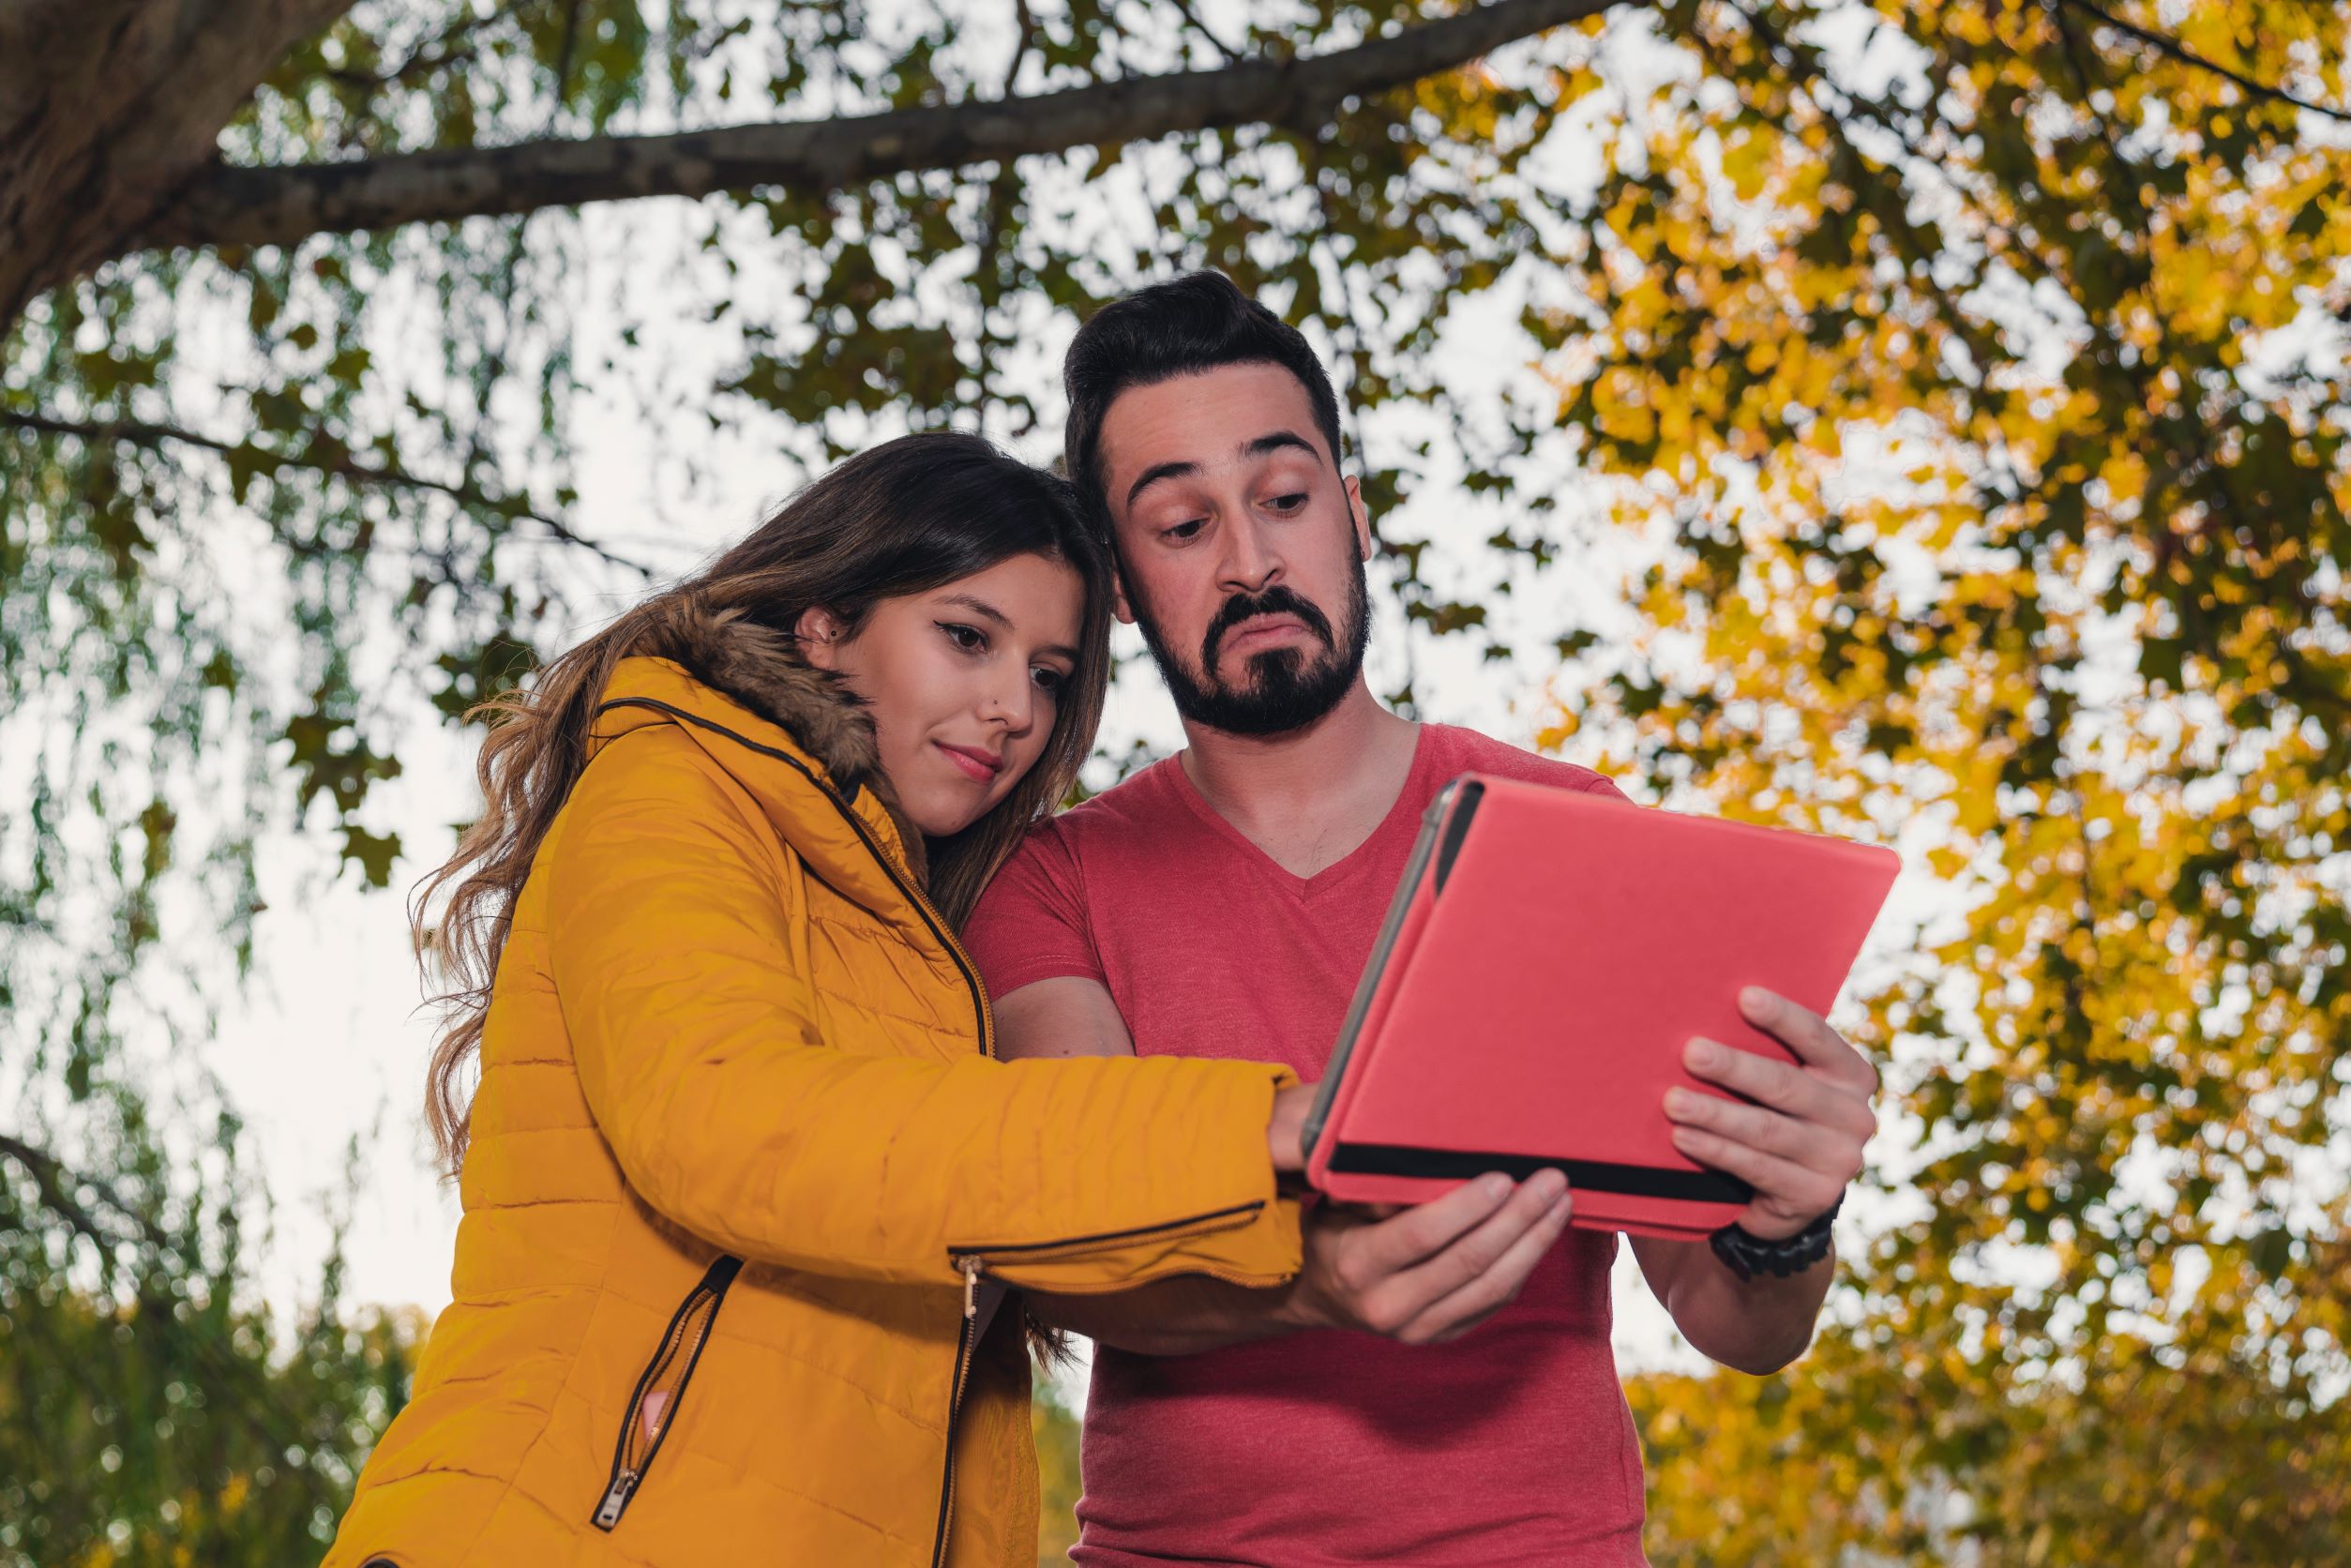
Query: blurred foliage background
[{"left": 3, "top": 0, "right": 2345, "bottom": 1563}]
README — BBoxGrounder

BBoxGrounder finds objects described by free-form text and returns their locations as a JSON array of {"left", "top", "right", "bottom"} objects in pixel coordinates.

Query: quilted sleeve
[{"left": 543, "top": 726, "right": 1302, "bottom": 1290}]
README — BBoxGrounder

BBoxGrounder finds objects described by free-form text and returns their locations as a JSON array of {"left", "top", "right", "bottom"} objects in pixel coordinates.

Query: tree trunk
[{"left": 0, "top": 0, "right": 354, "bottom": 328}]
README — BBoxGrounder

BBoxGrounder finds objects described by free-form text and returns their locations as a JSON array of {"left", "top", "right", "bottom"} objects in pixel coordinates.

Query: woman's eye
[
  {"left": 1031, "top": 666, "right": 1066, "bottom": 695},
  {"left": 938, "top": 622, "right": 987, "bottom": 652},
  {"left": 1164, "top": 519, "right": 1206, "bottom": 541}
]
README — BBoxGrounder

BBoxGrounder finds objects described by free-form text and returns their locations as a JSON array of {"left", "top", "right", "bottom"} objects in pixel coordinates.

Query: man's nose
[{"left": 1217, "top": 514, "right": 1283, "bottom": 595}]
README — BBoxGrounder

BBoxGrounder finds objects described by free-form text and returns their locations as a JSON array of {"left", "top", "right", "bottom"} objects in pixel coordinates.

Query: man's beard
[{"left": 1129, "top": 552, "right": 1371, "bottom": 737}]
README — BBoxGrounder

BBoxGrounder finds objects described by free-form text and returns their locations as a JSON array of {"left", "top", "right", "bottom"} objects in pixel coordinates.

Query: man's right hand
[{"left": 1279, "top": 1170, "right": 1574, "bottom": 1346}]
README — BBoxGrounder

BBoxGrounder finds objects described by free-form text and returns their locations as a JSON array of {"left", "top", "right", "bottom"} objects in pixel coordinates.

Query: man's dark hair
[{"left": 1062, "top": 270, "right": 1346, "bottom": 527}]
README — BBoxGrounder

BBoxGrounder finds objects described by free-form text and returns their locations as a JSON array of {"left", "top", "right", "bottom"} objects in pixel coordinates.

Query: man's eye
[
  {"left": 938, "top": 622, "right": 986, "bottom": 652},
  {"left": 1266, "top": 492, "right": 1308, "bottom": 512}
]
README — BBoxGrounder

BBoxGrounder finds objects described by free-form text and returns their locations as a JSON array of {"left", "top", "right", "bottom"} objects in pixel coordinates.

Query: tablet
[{"left": 1301, "top": 774, "right": 1900, "bottom": 1239}]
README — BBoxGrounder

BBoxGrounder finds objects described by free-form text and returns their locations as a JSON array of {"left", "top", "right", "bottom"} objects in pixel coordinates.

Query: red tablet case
[{"left": 1302, "top": 775, "right": 1900, "bottom": 1239}]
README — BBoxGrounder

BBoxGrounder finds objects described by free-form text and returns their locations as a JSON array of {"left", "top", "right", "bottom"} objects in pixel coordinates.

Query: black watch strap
[{"left": 1709, "top": 1192, "right": 1843, "bottom": 1282}]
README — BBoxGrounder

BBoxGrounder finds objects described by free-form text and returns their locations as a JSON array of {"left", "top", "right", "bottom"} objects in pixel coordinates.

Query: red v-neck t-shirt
[{"left": 964, "top": 723, "right": 1650, "bottom": 1567}]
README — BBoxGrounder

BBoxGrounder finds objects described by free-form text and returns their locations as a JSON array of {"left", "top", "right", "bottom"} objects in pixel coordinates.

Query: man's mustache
[{"left": 1201, "top": 585, "right": 1335, "bottom": 670}]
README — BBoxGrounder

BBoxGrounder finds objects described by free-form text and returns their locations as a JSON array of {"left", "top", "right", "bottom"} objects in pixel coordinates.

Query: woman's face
[{"left": 798, "top": 551, "right": 1084, "bottom": 838}]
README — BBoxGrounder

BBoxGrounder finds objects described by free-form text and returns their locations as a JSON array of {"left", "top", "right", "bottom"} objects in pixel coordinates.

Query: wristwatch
[{"left": 1709, "top": 1193, "right": 1843, "bottom": 1283}]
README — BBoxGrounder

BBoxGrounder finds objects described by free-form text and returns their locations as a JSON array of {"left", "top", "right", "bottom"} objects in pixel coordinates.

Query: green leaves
[
  {"left": 0, "top": 1125, "right": 422, "bottom": 1568},
  {"left": 7, "top": 2, "right": 2346, "bottom": 1559},
  {"left": 430, "top": 632, "right": 537, "bottom": 724},
  {"left": 339, "top": 825, "right": 404, "bottom": 889},
  {"left": 282, "top": 703, "right": 403, "bottom": 822}
]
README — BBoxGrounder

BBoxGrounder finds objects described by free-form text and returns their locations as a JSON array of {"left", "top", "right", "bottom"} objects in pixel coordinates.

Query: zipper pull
[
  {"left": 594, "top": 1469, "right": 640, "bottom": 1530},
  {"left": 957, "top": 1255, "right": 983, "bottom": 1319}
]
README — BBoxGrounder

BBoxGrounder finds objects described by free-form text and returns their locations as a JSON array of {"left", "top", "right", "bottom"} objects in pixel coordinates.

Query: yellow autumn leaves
[{"left": 1534, "top": 0, "right": 2349, "bottom": 1558}]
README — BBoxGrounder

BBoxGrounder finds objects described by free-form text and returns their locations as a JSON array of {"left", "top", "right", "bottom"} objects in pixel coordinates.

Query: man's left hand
[{"left": 1662, "top": 987, "right": 1877, "bottom": 1243}]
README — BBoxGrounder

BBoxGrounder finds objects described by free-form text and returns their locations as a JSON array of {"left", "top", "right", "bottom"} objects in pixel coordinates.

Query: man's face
[{"left": 1096, "top": 363, "right": 1371, "bottom": 736}]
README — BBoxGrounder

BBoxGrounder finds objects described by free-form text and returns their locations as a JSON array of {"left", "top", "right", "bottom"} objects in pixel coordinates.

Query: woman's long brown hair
[{"left": 413, "top": 432, "right": 1111, "bottom": 1175}]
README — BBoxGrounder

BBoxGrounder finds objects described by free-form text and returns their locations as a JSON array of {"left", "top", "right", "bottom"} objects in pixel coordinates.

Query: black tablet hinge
[{"left": 1431, "top": 779, "right": 1486, "bottom": 897}]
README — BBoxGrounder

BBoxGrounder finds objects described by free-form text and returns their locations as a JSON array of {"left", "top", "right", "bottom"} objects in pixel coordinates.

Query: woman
[{"left": 325, "top": 433, "right": 1310, "bottom": 1568}]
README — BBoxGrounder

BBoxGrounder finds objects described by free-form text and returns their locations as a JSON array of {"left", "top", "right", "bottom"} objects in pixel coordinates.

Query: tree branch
[
  {"left": 1001, "top": 0, "right": 1038, "bottom": 95},
  {"left": 0, "top": 1129, "right": 176, "bottom": 1257},
  {"left": 0, "top": 1129, "right": 331, "bottom": 1454},
  {"left": 1168, "top": 0, "right": 1246, "bottom": 66},
  {"left": 321, "top": 0, "right": 531, "bottom": 91},
  {"left": 2, "top": 408, "right": 653, "bottom": 575},
  {"left": 548, "top": 0, "right": 587, "bottom": 109},
  {"left": 2056, "top": 0, "right": 2351, "bottom": 125},
  {"left": 128, "top": 0, "right": 1625, "bottom": 257}
]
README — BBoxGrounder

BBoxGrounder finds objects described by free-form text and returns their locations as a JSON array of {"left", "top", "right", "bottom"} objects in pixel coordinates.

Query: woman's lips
[{"left": 935, "top": 741, "right": 1002, "bottom": 783}]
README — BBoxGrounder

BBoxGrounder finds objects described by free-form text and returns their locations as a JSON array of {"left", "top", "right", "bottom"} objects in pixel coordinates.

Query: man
[{"left": 962, "top": 272, "right": 1878, "bottom": 1566}]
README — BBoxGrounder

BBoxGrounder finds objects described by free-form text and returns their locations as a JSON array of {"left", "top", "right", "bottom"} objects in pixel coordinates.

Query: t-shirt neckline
[{"left": 1160, "top": 722, "right": 1436, "bottom": 899}]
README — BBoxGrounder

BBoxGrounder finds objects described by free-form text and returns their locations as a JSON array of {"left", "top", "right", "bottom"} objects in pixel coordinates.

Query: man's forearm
[
  {"left": 1029, "top": 1274, "right": 1308, "bottom": 1357},
  {"left": 1654, "top": 1236, "right": 1834, "bottom": 1376}
]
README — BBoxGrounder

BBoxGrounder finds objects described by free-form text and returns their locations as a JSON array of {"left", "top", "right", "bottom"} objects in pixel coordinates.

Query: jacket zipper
[
  {"left": 595, "top": 700, "right": 1273, "bottom": 1561},
  {"left": 592, "top": 1256, "right": 743, "bottom": 1531},
  {"left": 926, "top": 1200, "right": 1269, "bottom": 1566},
  {"left": 946, "top": 1200, "right": 1270, "bottom": 1269},
  {"left": 927, "top": 1257, "right": 987, "bottom": 1568},
  {"left": 595, "top": 699, "right": 1007, "bottom": 1564}
]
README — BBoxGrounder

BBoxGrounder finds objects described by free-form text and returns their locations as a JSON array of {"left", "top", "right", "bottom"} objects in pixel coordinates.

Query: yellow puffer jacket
[{"left": 324, "top": 633, "right": 1303, "bottom": 1568}]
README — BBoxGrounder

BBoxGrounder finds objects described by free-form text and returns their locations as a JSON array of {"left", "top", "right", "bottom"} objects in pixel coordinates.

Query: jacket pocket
[{"left": 591, "top": 1255, "right": 743, "bottom": 1531}]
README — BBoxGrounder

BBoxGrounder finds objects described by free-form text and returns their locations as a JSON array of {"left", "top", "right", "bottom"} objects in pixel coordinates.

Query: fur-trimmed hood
[{"left": 625, "top": 592, "right": 928, "bottom": 882}]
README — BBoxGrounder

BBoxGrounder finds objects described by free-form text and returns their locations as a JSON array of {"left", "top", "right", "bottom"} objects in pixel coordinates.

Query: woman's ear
[{"left": 794, "top": 605, "right": 848, "bottom": 669}]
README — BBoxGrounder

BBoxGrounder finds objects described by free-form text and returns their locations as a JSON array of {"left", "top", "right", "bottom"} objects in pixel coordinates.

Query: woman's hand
[
  {"left": 1268, "top": 1083, "right": 1318, "bottom": 1172},
  {"left": 1283, "top": 1172, "right": 1573, "bottom": 1344},
  {"left": 1258, "top": 1081, "right": 1574, "bottom": 1346}
]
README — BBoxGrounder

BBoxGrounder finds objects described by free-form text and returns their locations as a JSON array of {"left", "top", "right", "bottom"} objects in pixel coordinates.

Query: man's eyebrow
[
  {"left": 1243, "top": 430, "right": 1325, "bottom": 467},
  {"left": 1124, "top": 459, "right": 1199, "bottom": 512},
  {"left": 1123, "top": 430, "right": 1326, "bottom": 512}
]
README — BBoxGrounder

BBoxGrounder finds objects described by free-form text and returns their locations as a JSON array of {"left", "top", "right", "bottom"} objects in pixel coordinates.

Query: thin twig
[
  {"left": 549, "top": 0, "right": 586, "bottom": 108},
  {"left": 2057, "top": 0, "right": 2351, "bottom": 124},
  {"left": 2, "top": 407, "right": 653, "bottom": 575},
  {"left": 324, "top": 2, "right": 527, "bottom": 92},
  {"left": 1168, "top": 0, "right": 1246, "bottom": 66},
  {"left": 0, "top": 1130, "right": 331, "bottom": 1452},
  {"left": 1002, "top": 0, "right": 1037, "bottom": 97},
  {"left": 0, "top": 1130, "right": 176, "bottom": 1256}
]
